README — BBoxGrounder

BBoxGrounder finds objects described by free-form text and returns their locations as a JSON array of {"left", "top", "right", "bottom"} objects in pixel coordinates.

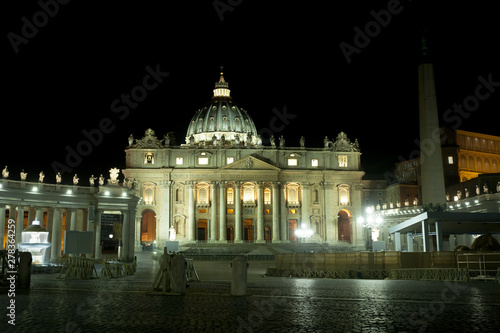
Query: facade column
[
  {"left": 234, "top": 181, "right": 242, "bottom": 243},
  {"left": 219, "top": 181, "right": 227, "bottom": 242},
  {"left": 256, "top": 182, "right": 265, "bottom": 243},
  {"left": 121, "top": 210, "right": 129, "bottom": 261},
  {"left": 94, "top": 209, "right": 103, "bottom": 260},
  {"left": 159, "top": 181, "right": 173, "bottom": 243},
  {"left": 46, "top": 208, "right": 54, "bottom": 242},
  {"left": 322, "top": 182, "right": 335, "bottom": 243},
  {"left": 210, "top": 181, "right": 218, "bottom": 242},
  {"left": 50, "top": 208, "right": 62, "bottom": 261},
  {"left": 272, "top": 182, "right": 280, "bottom": 242},
  {"left": 15, "top": 205, "right": 25, "bottom": 245},
  {"left": 187, "top": 181, "right": 196, "bottom": 242},
  {"left": 301, "top": 182, "right": 311, "bottom": 228},
  {"left": 280, "top": 183, "right": 288, "bottom": 242},
  {"left": 0, "top": 205, "right": 5, "bottom": 249}
]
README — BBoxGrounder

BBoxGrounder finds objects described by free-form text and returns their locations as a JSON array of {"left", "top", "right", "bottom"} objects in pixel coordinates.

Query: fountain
[{"left": 17, "top": 219, "right": 51, "bottom": 265}]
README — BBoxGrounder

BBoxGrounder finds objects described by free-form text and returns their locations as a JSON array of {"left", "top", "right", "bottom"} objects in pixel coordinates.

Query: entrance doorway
[
  {"left": 141, "top": 210, "right": 156, "bottom": 242},
  {"left": 197, "top": 219, "right": 207, "bottom": 241},
  {"left": 338, "top": 209, "right": 351, "bottom": 243},
  {"left": 288, "top": 219, "right": 297, "bottom": 243},
  {"left": 227, "top": 227, "right": 234, "bottom": 242},
  {"left": 244, "top": 219, "right": 254, "bottom": 242},
  {"left": 265, "top": 227, "right": 272, "bottom": 243}
]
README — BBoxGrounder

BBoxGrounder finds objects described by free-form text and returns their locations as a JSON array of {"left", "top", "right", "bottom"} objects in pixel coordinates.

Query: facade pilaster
[
  {"left": 301, "top": 182, "right": 312, "bottom": 228},
  {"left": 280, "top": 183, "right": 288, "bottom": 242},
  {"left": 159, "top": 180, "right": 173, "bottom": 243}
]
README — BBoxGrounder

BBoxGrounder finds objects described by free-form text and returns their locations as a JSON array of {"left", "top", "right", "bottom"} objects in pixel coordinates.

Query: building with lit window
[{"left": 123, "top": 71, "right": 365, "bottom": 247}]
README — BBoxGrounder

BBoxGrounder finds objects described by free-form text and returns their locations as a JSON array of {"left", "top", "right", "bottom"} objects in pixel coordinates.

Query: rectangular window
[
  {"left": 199, "top": 209, "right": 207, "bottom": 214},
  {"left": 289, "top": 209, "right": 297, "bottom": 214},
  {"left": 288, "top": 158, "right": 297, "bottom": 166},
  {"left": 264, "top": 209, "right": 270, "bottom": 214},
  {"left": 448, "top": 156, "right": 454, "bottom": 164},
  {"left": 226, "top": 157, "right": 234, "bottom": 164},
  {"left": 144, "top": 153, "right": 154, "bottom": 165},
  {"left": 338, "top": 155, "right": 348, "bottom": 167},
  {"left": 176, "top": 157, "right": 183, "bottom": 165},
  {"left": 198, "top": 157, "right": 209, "bottom": 165},
  {"left": 311, "top": 159, "right": 319, "bottom": 167},
  {"left": 227, "top": 209, "right": 234, "bottom": 214}
]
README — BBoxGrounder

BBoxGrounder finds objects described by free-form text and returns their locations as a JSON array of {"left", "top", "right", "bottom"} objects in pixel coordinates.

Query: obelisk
[{"left": 418, "top": 36, "right": 446, "bottom": 206}]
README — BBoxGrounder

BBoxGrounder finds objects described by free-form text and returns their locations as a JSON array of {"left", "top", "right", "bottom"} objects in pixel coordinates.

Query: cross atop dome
[{"left": 213, "top": 66, "right": 230, "bottom": 98}]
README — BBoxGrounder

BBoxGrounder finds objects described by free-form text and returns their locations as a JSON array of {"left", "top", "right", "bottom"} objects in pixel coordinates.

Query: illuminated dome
[{"left": 185, "top": 70, "right": 258, "bottom": 146}]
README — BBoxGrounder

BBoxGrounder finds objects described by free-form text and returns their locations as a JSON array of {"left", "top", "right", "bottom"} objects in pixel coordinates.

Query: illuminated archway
[
  {"left": 141, "top": 210, "right": 156, "bottom": 243},
  {"left": 338, "top": 209, "right": 351, "bottom": 243}
]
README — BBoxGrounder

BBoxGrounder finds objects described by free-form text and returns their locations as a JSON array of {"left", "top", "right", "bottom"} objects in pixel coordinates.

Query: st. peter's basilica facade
[{"left": 123, "top": 72, "right": 365, "bottom": 247}]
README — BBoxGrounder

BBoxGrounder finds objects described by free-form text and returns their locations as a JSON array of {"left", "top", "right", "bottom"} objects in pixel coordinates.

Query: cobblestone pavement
[{"left": 2, "top": 252, "right": 500, "bottom": 332}]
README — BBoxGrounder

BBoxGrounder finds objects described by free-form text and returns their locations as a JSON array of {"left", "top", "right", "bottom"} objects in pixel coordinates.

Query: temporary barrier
[{"left": 58, "top": 256, "right": 99, "bottom": 279}]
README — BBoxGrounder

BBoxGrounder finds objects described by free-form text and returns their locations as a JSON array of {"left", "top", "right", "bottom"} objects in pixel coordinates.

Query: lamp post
[
  {"left": 295, "top": 222, "right": 313, "bottom": 243},
  {"left": 357, "top": 207, "right": 384, "bottom": 250}
]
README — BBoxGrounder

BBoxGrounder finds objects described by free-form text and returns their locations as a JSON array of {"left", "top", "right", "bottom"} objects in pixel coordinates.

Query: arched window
[
  {"left": 227, "top": 188, "right": 234, "bottom": 204},
  {"left": 143, "top": 183, "right": 155, "bottom": 205},
  {"left": 244, "top": 186, "right": 254, "bottom": 203},
  {"left": 338, "top": 185, "right": 350, "bottom": 205},
  {"left": 264, "top": 188, "right": 271, "bottom": 204}
]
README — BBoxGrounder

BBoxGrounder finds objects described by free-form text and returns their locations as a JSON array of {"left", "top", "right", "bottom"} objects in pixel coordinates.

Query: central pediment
[{"left": 219, "top": 155, "right": 281, "bottom": 171}]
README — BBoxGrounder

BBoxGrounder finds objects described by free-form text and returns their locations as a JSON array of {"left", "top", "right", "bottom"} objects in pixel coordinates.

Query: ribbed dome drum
[{"left": 185, "top": 71, "right": 258, "bottom": 146}]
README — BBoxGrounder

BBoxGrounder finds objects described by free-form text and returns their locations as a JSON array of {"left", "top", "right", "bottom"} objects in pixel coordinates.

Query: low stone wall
[{"left": 273, "top": 251, "right": 457, "bottom": 271}]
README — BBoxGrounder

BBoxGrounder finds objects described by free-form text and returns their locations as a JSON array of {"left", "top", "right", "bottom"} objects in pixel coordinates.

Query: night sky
[{"left": 3, "top": 1, "right": 499, "bottom": 184}]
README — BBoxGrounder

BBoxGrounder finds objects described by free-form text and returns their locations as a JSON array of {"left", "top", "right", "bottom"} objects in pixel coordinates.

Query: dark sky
[{"left": 3, "top": 1, "right": 499, "bottom": 184}]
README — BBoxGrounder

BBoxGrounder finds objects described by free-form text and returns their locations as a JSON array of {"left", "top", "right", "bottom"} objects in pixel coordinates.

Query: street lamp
[
  {"left": 358, "top": 207, "right": 384, "bottom": 242},
  {"left": 295, "top": 222, "right": 313, "bottom": 243}
]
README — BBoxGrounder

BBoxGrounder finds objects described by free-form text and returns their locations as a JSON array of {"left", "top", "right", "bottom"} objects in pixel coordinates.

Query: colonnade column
[
  {"left": 128, "top": 205, "right": 137, "bottom": 259},
  {"left": 272, "top": 182, "right": 280, "bottom": 243},
  {"left": 120, "top": 210, "right": 129, "bottom": 261},
  {"left": 15, "top": 205, "right": 25, "bottom": 245},
  {"left": 219, "top": 181, "right": 227, "bottom": 242},
  {"left": 69, "top": 209, "right": 77, "bottom": 231},
  {"left": 93, "top": 209, "right": 103, "bottom": 260},
  {"left": 210, "top": 181, "right": 218, "bottom": 242},
  {"left": 256, "top": 182, "right": 265, "bottom": 243},
  {"left": 50, "top": 208, "right": 62, "bottom": 261},
  {"left": 0, "top": 205, "right": 5, "bottom": 249},
  {"left": 187, "top": 181, "right": 196, "bottom": 242},
  {"left": 234, "top": 181, "right": 242, "bottom": 243}
]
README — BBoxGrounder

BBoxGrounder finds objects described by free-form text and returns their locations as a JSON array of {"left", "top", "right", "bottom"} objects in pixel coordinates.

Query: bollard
[
  {"left": 18, "top": 252, "right": 32, "bottom": 290},
  {"left": 231, "top": 255, "right": 248, "bottom": 296}
]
